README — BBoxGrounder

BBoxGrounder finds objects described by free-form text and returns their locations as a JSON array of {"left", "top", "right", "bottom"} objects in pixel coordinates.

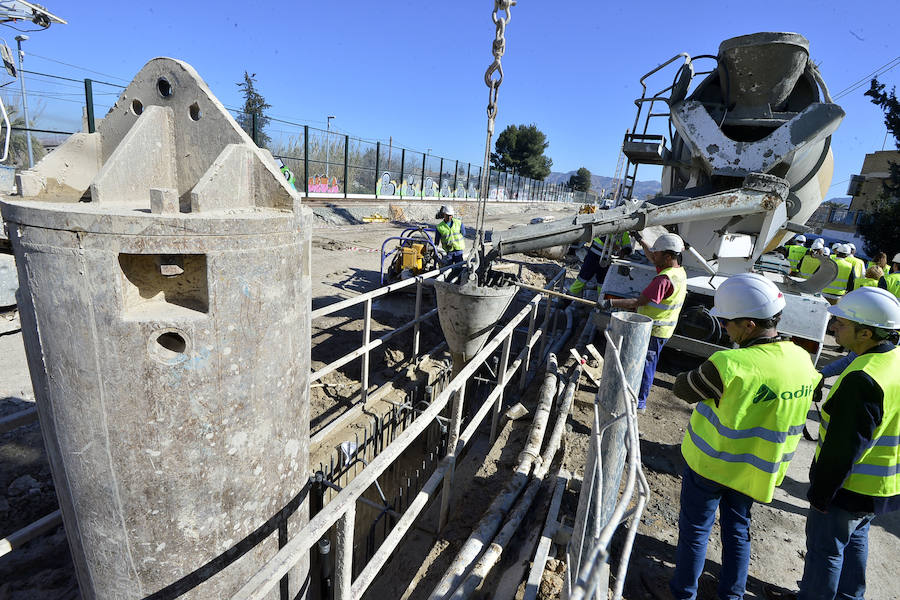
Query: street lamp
[
  {"left": 15, "top": 35, "right": 32, "bottom": 168},
  {"left": 325, "top": 115, "right": 335, "bottom": 179}
]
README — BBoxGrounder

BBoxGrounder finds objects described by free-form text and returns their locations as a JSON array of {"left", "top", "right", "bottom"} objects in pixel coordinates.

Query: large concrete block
[{"left": 1, "top": 58, "right": 311, "bottom": 600}]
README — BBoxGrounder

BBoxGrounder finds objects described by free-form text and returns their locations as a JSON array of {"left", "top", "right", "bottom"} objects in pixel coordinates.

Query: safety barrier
[{"left": 231, "top": 267, "right": 568, "bottom": 600}]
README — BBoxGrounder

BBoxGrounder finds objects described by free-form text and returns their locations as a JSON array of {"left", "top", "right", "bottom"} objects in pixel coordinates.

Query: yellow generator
[{"left": 380, "top": 226, "right": 440, "bottom": 285}]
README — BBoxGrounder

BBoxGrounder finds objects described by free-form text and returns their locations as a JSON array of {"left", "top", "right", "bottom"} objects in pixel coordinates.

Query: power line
[
  {"left": 833, "top": 56, "right": 900, "bottom": 100},
  {"left": 26, "top": 52, "right": 131, "bottom": 83}
]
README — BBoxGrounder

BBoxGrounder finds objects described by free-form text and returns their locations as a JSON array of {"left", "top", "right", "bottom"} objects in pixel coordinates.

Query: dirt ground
[{"left": 1, "top": 204, "right": 899, "bottom": 599}]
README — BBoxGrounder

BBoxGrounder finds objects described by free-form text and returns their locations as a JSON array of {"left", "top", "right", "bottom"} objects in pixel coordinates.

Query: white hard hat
[
  {"left": 847, "top": 242, "right": 856, "bottom": 252},
  {"left": 831, "top": 242, "right": 841, "bottom": 251},
  {"left": 835, "top": 244, "right": 850, "bottom": 256},
  {"left": 794, "top": 235, "right": 807, "bottom": 244},
  {"left": 822, "top": 247, "right": 831, "bottom": 257},
  {"left": 710, "top": 273, "right": 786, "bottom": 320},
  {"left": 893, "top": 252, "right": 900, "bottom": 264},
  {"left": 828, "top": 287, "right": 900, "bottom": 329},
  {"left": 440, "top": 205, "right": 454, "bottom": 216},
  {"left": 651, "top": 233, "right": 685, "bottom": 253},
  {"left": 811, "top": 238, "right": 825, "bottom": 251}
]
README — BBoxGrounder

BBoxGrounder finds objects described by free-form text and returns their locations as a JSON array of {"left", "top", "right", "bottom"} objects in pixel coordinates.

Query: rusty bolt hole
[
  {"left": 149, "top": 330, "right": 189, "bottom": 365},
  {"left": 157, "top": 77, "right": 173, "bottom": 98}
]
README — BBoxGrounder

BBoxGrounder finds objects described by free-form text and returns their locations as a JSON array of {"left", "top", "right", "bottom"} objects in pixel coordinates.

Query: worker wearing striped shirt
[{"left": 668, "top": 273, "right": 822, "bottom": 600}]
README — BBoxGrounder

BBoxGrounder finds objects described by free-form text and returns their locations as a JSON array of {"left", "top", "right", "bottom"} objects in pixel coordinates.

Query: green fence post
[
  {"left": 438, "top": 157, "right": 443, "bottom": 197},
  {"left": 83, "top": 78, "right": 95, "bottom": 134},
  {"left": 399, "top": 149, "right": 406, "bottom": 198},
  {"left": 453, "top": 160, "right": 459, "bottom": 196},
  {"left": 303, "top": 125, "right": 309, "bottom": 194},
  {"left": 375, "top": 141, "right": 381, "bottom": 197},
  {"left": 421, "top": 152, "right": 427, "bottom": 198},
  {"left": 251, "top": 112, "right": 258, "bottom": 145},
  {"left": 343, "top": 134, "right": 349, "bottom": 198},
  {"left": 466, "top": 163, "right": 471, "bottom": 198}
]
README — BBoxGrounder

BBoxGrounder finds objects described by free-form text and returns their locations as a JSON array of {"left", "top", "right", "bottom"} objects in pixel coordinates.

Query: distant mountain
[
  {"left": 546, "top": 171, "right": 662, "bottom": 200},
  {"left": 823, "top": 196, "right": 851, "bottom": 206}
]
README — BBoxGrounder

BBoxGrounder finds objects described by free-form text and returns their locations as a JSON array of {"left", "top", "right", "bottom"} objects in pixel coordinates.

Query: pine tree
[{"left": 236, "top": 71, "right": 271, "bottom": 148}]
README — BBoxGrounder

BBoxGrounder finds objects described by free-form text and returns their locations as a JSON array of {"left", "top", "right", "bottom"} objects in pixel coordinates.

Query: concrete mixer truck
[{"left": 484, "top": 32, "right": 844, "bottom": 364}]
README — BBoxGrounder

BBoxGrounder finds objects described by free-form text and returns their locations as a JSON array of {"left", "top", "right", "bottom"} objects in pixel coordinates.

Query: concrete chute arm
[{"left": 488, "top": 173, "right": 788, "bottom": 259}]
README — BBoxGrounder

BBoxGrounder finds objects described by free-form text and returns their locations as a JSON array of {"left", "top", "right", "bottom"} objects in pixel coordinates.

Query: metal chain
[{"left": 471, "top": 0, "right": 516, "bottom": 274}]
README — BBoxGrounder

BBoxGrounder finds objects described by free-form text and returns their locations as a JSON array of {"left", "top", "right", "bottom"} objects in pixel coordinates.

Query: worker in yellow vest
[
  {"left": 846, "top": 243, "right": 865, "bottom": 278},
  {"left": 797, "top": 287, "right": 900, "bottom": 600},
  {"left": 822, "top": 244, "right": 855, "bottom": 302},
  {"left": 798, "top": 238, "right": 826, "bottom": 279},
  {"left": 434, "top": 205, "right": 466, "bottom": 265},
  {"left": 669, "top": 273, "right": 822, "bottom": 600},
  {"left": 601, "top": 232, "right": 686, "bottom": 410},
  {"left": 875, "top": 252, "right": 900, "bottom": 299},
  {"left": 853, "top": 265, "right": 883, "bottom": 290},
  {"left": 568, "top": 231, "right": 632, "bottom": 296},
  {"left": 785, "top": 234, "right": 808, "bottom": 274}
]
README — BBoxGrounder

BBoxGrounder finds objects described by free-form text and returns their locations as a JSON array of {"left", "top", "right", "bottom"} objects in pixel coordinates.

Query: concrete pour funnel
[{"left": 433, "top": 279, "right": 517, "bottom": 372}]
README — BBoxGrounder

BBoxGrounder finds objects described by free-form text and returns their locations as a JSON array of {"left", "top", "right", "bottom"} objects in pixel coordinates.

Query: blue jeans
[
  {"left": 637, "top": 335, "right": 667, "bottom": 409},
  {"left": 798, "top": 505, "right": 874, "bottom": 600},
  {"left": 670, "top": 467, "right": 754, "bottom": 600}
]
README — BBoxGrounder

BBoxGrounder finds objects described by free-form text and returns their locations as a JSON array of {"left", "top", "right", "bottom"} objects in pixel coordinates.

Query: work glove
[
  {"left": 630, "top": 231, "right": 643, "bottom": 244},
  {"left": 597, "top": 299, "right": 612, "bottom": 311}
]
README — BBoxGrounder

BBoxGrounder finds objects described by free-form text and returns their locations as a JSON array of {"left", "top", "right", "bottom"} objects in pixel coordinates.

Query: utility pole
[{"left": 15, "top": 35, "right": 33, "bottom": 168}]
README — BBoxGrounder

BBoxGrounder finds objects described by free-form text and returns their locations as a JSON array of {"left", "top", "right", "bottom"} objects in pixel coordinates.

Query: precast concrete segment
[{"left": 1, "top": 57, "right": 311, "bottom": 600}]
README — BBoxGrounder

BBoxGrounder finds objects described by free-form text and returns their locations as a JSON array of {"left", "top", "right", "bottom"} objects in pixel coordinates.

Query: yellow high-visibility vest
[
  {"left": 636, "top": 266, "right": 686, "bottom": 338},
  {"left": 682, "top": 341, "right": 821, "bottom": 502},
  {"left": 817, "top": 348, "right": 900, "bottom": 497},
  {"left": 823, "top": 257, "right": 852, "bottom": 296}
]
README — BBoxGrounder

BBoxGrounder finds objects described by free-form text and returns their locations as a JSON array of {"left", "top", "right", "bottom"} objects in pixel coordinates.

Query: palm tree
[{"left": 1, "top": 101, "right": 45, "bottom": 168}]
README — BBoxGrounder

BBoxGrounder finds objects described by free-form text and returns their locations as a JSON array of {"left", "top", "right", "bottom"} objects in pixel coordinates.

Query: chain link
[{"left": 471, "top": 0, "right": 516, "bottom": 274}]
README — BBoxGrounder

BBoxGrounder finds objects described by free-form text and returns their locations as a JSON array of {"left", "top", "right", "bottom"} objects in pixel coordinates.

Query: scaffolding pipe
[
  {"left": 449, "top": 362, "right": 584, "bottom": 599},
  {"left": 428, "top": 354, "right": 561, "bottom": 600}
]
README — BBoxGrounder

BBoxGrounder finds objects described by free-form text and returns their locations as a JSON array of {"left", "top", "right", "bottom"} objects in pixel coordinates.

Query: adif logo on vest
[
  {"left": 753, "top": 384, "right": 778, "bottom": 404},
  {"left": 752, "top": 383, "right": 816, "bottom": 403}
]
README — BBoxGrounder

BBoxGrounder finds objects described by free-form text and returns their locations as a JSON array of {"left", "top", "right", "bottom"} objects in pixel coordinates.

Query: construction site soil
[{"left": 1, "top": 204, "right": 898, "bottom": 600}]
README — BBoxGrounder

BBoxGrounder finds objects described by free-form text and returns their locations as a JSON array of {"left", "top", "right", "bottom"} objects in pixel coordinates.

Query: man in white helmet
[
  {"left": 668, "top": 273, "right": 822, "bottom": 600},
  {"left": 434, "top": 205, "right": 466, "bottom": 265},
  {"left": 882, "top": 253, "right": 900, "bottom": 299},
  {"left": 600, "top": 231, "right": 686, "bottom": 410},
  {"left": 797, "top": 287, "right": 900, "bottom": 600},
  {"left": 845, "top": 242, "right": 865, "bottom": 279},
  {"left": 785, "top": 235, "right": 809, "bottom": 275},
  {"left": 823, "top": 244, "right": 856, "bottom": 301},
  {"left": 799, "top": 239, "right": 826, "bottom": 279}
]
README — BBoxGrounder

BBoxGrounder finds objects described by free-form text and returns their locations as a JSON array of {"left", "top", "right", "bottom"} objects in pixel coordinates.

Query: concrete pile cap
[{"left": 4, "top": 57, "right": 302, "bottom": 232}]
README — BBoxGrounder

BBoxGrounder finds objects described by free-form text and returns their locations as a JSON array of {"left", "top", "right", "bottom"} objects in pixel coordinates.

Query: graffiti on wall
[
  {"left": 308, "top": 175, "right": 340, "bottom": 193},
  {"left": 374, "top": 171, "right": 476, "bottom": 198}
]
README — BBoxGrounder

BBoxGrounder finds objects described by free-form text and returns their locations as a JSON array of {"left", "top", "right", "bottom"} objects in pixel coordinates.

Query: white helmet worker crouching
[
  {"left": 829, "top": 286, "right": 900, "bottom": 330},
  {"left": 710, "top": 273, "right": 786, "bottom": 320},
  {"left": 651, "top": 233, "right": 685, "bottom": 253}
]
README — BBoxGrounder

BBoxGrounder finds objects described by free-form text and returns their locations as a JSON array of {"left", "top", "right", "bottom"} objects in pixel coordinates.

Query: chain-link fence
[{"left": 4, "top": 65, "right": 588, "bottom": 203}]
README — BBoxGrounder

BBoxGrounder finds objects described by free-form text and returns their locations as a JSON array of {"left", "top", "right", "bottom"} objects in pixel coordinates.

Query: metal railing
[{"left": 231, "top": 268, "right": 567, "bottom": 600}]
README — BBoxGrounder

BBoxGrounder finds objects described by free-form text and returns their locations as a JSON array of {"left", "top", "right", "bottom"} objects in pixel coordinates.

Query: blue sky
[{"left": 4, "top": 0, "right": 899, "bottom": 197}]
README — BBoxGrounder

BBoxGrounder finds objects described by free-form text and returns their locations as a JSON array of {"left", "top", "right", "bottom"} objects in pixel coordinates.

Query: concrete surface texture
[{"left": 1, "top": 58, "right": 311, "bottom": 599}]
